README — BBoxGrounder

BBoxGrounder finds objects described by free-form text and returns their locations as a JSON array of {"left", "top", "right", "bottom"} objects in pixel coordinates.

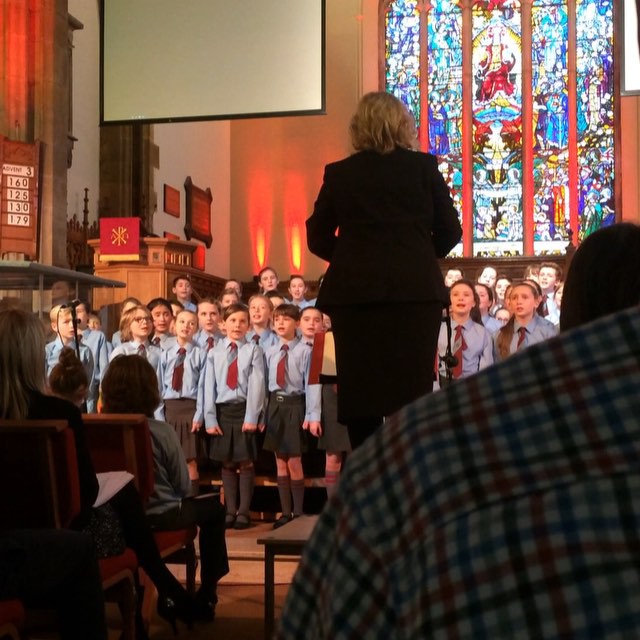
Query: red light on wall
[
  {"left": 290, "top": 224, "right": 302, "bottom": 271},
  {"left": 255, "top": 226, "right": 266, "bottom": 269}
]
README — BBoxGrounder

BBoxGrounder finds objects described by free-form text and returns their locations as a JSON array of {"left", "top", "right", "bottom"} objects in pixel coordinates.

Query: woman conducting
[{"left": 307, "top": 91, "right": 462, "bottom": 448}]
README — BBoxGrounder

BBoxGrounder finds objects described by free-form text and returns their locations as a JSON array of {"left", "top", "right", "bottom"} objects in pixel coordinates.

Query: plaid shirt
[{"left": 278, "top": 307, "right": 640, "bottom": 639}]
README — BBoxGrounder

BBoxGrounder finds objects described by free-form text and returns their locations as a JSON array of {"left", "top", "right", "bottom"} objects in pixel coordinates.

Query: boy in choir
[
  {"left": 265, "top": 290, "right": 285, "bottom": 310},
  {"left": 160, "top": 309, "right": 207, "bottom": 490},
  {"left": 437, "top": 280, "right": 493, "bottom": 386},
  {"left": 45, "top": 304, "right": 95, "bottom": 410},
  {"left": 172, "top": 275, "right": 197, "bottom": 312},
  {"left": 223, "top": 279, "right": 243, "bottom": 301},
  {"left": 204, "top": 303, "right": 266, "bottom": 530},
  {"left": 287, "top": 275, "right": 314, "bottom": 309},
  {"left": 537, "top": 262, "right": 562, "bottom": 323},
  {"left": 74, "top": 300, "right": 109, "bottom": 408},
  {"left": 263, "top": 304, "right": 321, "bottom": 529},
  {"left": 247, "top": 294, "right": 279, "bottom": 349},
  {"left": 219, "top": 288, "right": 241, "bottom": 311}
]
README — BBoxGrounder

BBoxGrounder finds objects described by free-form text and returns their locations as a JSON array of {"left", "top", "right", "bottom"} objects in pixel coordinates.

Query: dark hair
[
  {"left": 223, "top": 303, "right": 250, "bottom": 321},
  {"left": 560, "top": 223, "right": 640, "bottom": 332},
  {"left": 474, "top": 282, "right": 494, "bottom": 304},
  {"left": 539, "top": 261, "right": 563, "bottom": 281},
  {"left": 272, "top": 303, "right": 301, "bottom": 321},
  {"left": 101, "top": 355, "right": 161, "bottom": 417},
  {"left": 450, "top": 279, "right": 483, "bottom": 325},
  {"left": 172, "top": 275, "right": 191, "bottom": 287},
  {"left": 49, "top": 347, "right": 88, "bottom": 402},
  {"left": 147, "top": 297, "right": 172, "bottom": 314}
]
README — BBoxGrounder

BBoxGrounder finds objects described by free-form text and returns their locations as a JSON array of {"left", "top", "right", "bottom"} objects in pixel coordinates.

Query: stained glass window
[{"left": 383, "top": 0, "right": 616, "bottom": 257}]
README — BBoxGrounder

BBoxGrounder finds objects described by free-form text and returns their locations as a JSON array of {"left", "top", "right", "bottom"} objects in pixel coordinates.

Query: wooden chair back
[
  {"left": 82, "top": 413, "right": 155, "bottom": 504},
  {"left": 0, "top": 420, "right": 80, "bottom": 530}
]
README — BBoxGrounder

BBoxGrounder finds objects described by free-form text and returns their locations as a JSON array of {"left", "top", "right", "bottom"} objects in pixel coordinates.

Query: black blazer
[
  {"left": 307, "top": 147, "right": 461, "bottom": 309},
  {"left": 27, "top": 391, "right": 99, "bottom": 519}
]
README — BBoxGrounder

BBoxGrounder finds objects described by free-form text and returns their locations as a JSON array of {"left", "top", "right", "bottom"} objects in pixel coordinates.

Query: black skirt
[
  {"left": 208, "top": 402, "right": 258, "bottom": 463},
  {"left": 329, "top": 301, "right": 442, "bottom": 423}
]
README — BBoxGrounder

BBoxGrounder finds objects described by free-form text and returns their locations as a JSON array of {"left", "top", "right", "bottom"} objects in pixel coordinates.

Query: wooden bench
[{"left": 257, "top": 515, "right": 318, "bottom": 639}]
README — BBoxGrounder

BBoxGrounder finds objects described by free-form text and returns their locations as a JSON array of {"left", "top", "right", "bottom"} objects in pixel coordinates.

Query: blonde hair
[
  {"left": 0, "top": 308, "right": 47, "bottom": 419},
  {"left": 349, "top": 92, "right": 417, "bottom": 154},
  {"left": 49, "top": 304, "right": 71, "bottom": 325},
  {"left": 119, "top": 305, "right": 151, "bottom": 343}
]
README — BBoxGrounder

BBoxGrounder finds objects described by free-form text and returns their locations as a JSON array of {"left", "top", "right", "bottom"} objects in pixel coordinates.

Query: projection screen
[{"left": 100, "top": 0, "right": 326, "bottom": 124}]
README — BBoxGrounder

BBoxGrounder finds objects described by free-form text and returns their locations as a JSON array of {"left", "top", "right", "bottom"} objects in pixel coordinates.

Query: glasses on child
[{"left": 133, "top": 316, "right": 150, "bottom": 323}]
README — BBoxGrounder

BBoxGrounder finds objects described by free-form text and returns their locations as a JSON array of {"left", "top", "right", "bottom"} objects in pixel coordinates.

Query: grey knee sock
[
  {"left": 221, "top": 468, "right": 238, "bottom": 515},
  {"left": 276, "top": 476, "right": 292, "bottom": 516},
  {"left": 291, "top": 478, "right": 305, "bottom": 516},
  {"left": 238, "top": 467, "right": 255, "bottom": 517}
]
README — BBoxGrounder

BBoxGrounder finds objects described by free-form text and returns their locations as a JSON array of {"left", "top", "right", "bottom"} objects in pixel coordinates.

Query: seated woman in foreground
[
  {"left": 101, "top": 354, "right": 229, "bottom": 620},
  {"left": 0, "top": 307, "right": 197, "bottom": 635}
]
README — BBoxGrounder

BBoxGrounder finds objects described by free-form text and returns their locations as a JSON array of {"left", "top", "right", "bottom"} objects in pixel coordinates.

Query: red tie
[
  {"left": 276, "top": 344, "right": 288, "bottom": 388},
  {"left": 227, "top": 342, "right": 238, "bottom": 389},
  {"left": 452, "top": 325, "right": 466, "bottom": 379},
  {"left": 152, "top": 336, "right": 161, "bottom": 346},
  {"left": 252, "top": 334, "right": 260, "bottom": 345},
  {"left": 540, "top": 298, "right": 549, "bottom": 317},
  {"left": 171, "top": 347, "right": 186, "bottom": 391},
  {"left": 137, "top": 343, "right": 146, "bottom": 356},
  {"left": 517, "top": 327, "right": 527, "bottom": 349},
  {"left": 206, "top": 336, "right": 215, "bottom": 352}
]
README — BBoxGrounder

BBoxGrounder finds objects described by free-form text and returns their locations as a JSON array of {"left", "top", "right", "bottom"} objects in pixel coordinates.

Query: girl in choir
[
  {"left": 109, "top": 305, "right": 164, "bottom": 401},
  {"left": 474, "top": 283, "right": 501, "bottom": 334},
  {"left": 303, "top": 308, "right": 352, "bottom": 499},
  {"left": 111, "top": 296, "right": 142, "bottom": 348},
  {"left": 493, "top": 281, "right": 558, "bottom": 363},
  {"left": 148, "top": 297, "right": 175, "bottom": 348},
  {"left": 258, "top": 266, "right": 280, "bottom": 294},
  {"left": 437, "top": 280, "right": 493, "bottom": 385},
  {"left": 247, "top": 294, "right": 279, "bottom": 349},
  {"left": 204, "top": 303, "right": 266, "bottom": 530},
  {"left": 160, "top": 309, "right": 207, "bottom": 490}
]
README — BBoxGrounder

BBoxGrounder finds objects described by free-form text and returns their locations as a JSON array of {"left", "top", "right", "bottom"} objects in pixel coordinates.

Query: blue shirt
[
  {"left": 264, "top": 337, "right": 321, "bottom": 422},
  {"left": 80, "top": 328, "right": 109, "bottom": 384},
  {"left": 246, "top": 328, "right": 279, "bottom": 350},
  {"left": 493, "top": 313, "right": 558, "bottom": 362},
  {"left": 203, "top": 337, "right": 266, "bottom": 428},
  {"left": 160, "top": 341, "right": 206, "bottom": 423},
  {"left": 437, "top": 317, "right": 493, "bottom": 382},
  {"left": 481, "top": 313, "right": 502, "bottom": 334},
  {"left": 194, "top": 329, "right": 223, "bottom": 352}
]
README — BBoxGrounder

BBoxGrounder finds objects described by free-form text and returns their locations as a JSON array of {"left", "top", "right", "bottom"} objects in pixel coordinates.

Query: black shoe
[
  {"left": 157, "top": 595, "right": 194, "bottom": 635},
  {"left": 273, "top": 514, "right": 294, "bottom": 530},
  {"left": 234, "top": 514, "right": 251, "bottom": 530},
  {"left": 192, "top": 590, "right": 217, "bottom": 623},
  {"left": 224, "top": 513, "right": 236, "bottom": 529}
]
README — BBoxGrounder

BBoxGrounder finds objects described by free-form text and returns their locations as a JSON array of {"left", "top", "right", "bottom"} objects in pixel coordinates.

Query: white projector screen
[{"left": 100, "top": 0, "right": 325, "bottom": 124}]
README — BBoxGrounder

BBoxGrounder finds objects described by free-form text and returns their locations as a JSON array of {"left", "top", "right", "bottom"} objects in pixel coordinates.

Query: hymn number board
[{"left": 0, "top": 137, "right": 41, "bottom": 260}]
